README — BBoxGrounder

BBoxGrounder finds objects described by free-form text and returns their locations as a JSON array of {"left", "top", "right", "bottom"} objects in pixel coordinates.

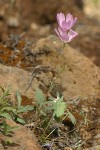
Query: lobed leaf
[
  {"left": 0, "top": 112, "right": 12, "bottom": 120},
  {"left": 53, "top": 101, "right": 66, "bottom": 118},
  {"left": 17, "top": 105, "right": 34, "bottom": 113},
  {"left": 35, "top": 89, "right": 46, "bottom": 105},
  {"left": 1, "top": 107, "right": 16, "bottom": 113}
]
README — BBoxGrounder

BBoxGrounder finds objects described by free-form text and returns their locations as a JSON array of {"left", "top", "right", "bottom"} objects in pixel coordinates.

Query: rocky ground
[{"left": 0, "top": 0, "right": 100, "bottom": 150}]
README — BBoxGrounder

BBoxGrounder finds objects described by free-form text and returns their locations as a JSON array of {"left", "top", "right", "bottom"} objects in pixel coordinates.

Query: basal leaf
[
  {"left": 0, "top": 112, "right": 12, "bottom": 120},
  {"left": 17, "top": 105, "right": 34, "bottom": 113},
  {"left": 67, "top": 110, "right": 76, "bottom": 125},
  {"left": 1, "top": 107, "right": 16, "bottom": 113},
  {"left": 53, "top": 101, "right": 66, "bottom": 118},
  {"left": 35, "top": 89, "right": 46, "bottom": 105},
  {"left": 16, "top": 117, "right": 26, "bottom": 124}
]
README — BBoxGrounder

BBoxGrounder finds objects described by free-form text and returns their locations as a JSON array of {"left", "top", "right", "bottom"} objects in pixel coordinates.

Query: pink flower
[
  {"left": 55, "top": 13, "right": 78, "bottom": 43},
  {"left": 57, "top": 13, "right": 77, "bottom": 30},
  {"left": 55, "top": 27, "right": 78, "bottom": 43}
]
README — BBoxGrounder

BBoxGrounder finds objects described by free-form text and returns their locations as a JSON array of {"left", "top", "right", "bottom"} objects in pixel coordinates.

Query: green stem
[{"left": 62, "top": 43, "right": 66, "bottom": 50}]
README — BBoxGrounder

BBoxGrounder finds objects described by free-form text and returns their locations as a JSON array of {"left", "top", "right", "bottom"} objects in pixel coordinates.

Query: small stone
[
  {"left": 0, "top": 9, "right": 5, "bottom": 18},
  {"left": 7, "top": 16, "right": 19, "bottom": 27},
  {"left": 31, "top": 23, "right": 39, "bottom": 30}
]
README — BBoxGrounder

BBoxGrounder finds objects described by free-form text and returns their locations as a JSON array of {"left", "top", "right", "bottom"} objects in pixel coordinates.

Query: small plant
[
  {"left": 0, "top": 86, "right": 34, "bottom": 135},
  {"left": 0, "top": 120, "right": 18, "bottom": 135},
  {"left": 33, "top": 12, "right": 77, "bottom": 143},
  {"left": 35, "top": 89, "right": 66, "bottom": 119},
  {"left": 34, "top": 88, "right": 76, "bottom": 142},
  {"left": 13, "top": 91, "right": 34, "bottom": 124}
]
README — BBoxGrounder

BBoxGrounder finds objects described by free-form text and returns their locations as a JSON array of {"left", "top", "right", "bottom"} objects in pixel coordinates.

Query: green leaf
[
  {"left": 53, "top": 101, "right": 66, "bottom": 118},
  {"left": 44, "top": 101, "right": 54, "bottom": 111},
  {"left": 5, "top": 125, "right": 19, "bottom": 132},
  {"left": 0, "top": 112, "right": 12, "bottom": 120},
  {"left": 0, "top": 86, "right": 11, "bottom": 104},
  {"left": 2, "top": 85, "right": 11, "bottom": 97},
  {"left": 0, "top": 86, "right": 5, "bottom": 92},
  {"left": 35, "top": 89, "right": 46, "bottom": 105},
  {"left": 1, "top": 107, "right": 16, "bottom": 113},
  {"left": 67, "top": 110, "right": 76, "bottom": 125},
  {"left": 17, "top": 105, "right": 34, "bottom": 113},
  {"left": 1, "top": 120, "right": 19, "bottom": 135},
  {"left": 4, "top": 139, "right": 14, "bottom": 145},
  {"left": 16, "top": 91, "right": 22, "bottom": 109},
  {"left": 16, "top": 117, "right": 26, "bottom": 124}
]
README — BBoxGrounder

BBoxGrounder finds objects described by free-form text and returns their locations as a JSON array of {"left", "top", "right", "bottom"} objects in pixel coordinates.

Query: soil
[{"left": 0, "top": 0, "right": 100, "bottom": 150}]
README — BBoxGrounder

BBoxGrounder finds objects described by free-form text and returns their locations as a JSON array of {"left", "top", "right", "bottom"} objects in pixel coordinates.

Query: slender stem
[
  {"left": 44, "top": 116, "right": 53, "bottom": 133},
  {"left": 62, "top": 42, "right": 66, "bottom": 50},
  {"left": 45, "top": 128, "right": 56, "bottom": 139}
]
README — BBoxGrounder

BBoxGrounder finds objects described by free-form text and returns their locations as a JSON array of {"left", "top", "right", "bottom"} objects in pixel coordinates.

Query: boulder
[
  {"left": 0, "top": 36, "right": 100, "bottom": 100},
  {"left": 0, "top": 119, "right": 42, "bottom": 150}
]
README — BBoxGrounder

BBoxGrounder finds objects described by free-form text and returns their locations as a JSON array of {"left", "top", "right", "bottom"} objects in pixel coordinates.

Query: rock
[
  {"left": 0, "top": 63, "right": 39, "bottom": 99},
  {"left": 30, "top": 36, "right": 100, "bottom": 99},
  {"left": 6, "top": 16, "right": 19, "bottom": 28},
  {"left": 84, "top": 0, "right": 100, "bottom": 22},
  {"left": 0, "top": 119, "right": 42, "bottom": 150},
  {"left": 31, "top": 23, "right": 39, "bottom": 30},
  {"left": 0, "top": 36, "right": 99, "bottom": 100}
]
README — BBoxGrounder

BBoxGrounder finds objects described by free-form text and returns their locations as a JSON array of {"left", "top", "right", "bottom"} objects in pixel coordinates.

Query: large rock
[
  {"left": 0, "top": 119, "right": 42, "bottom": 150},
  {"left": 0, "top": 36, "right": 100, "bottom": 100},
  {"left": 0, "top": 63, "right": 39, "bottom": 98},
  {"left": 30, "top": 36, "right": 100, "bottom": 99}
]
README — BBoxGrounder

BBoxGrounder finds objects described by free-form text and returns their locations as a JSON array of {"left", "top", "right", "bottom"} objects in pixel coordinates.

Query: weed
[
  {"left": 33, "top": 88, "right": 76, "bottom": 143},
  {"left": 0, "top": 86, "right": 34, "bottom": 135}
]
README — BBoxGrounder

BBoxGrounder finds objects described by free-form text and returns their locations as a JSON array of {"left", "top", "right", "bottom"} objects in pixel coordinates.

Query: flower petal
[
  {"left": 61, "top": 34, "right": 69, "bottom": 42},
  {"left": 58, "top": 27, "right": 66, "bottom": 35},
  {"left": 57, "top": 13, "right": 65, "bottom": 27},
  {"left": 62, "top": 20, "right": 71, "bottom": 30},
  {"left": 68, "top": 29, "right": 78, "bottom": 42},
  {"left": 58, "top": 27, "right": 69, "bottom": 43},
  {"left": 66, "top": 13, "right": 73, "bottom": 29},
  {"left": 66, "top": 13, "right": 73, "bottom": 22},
  {"left": 56, "top": 27, "right": 69, "bottom": 42}
]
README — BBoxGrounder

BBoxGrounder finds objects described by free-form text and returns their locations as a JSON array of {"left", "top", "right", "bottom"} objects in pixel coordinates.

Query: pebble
[{"left": 6, "top": 16, "right": 19, "bottom": 27}]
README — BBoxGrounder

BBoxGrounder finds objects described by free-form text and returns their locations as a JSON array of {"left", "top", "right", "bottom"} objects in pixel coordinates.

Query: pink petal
[
  {"left": 55, "top": 27, "right": 64, "bottom": 40},
  {"left": 60, "top": 35, "right": 69, "bottom": 42},
  {"left": 58, "top": 27, "right": 66, "bottom": 35},
  {"left": 62, "top": 20, "right": 71, "bottom": 30},
  {"left": 68, "top": 29, "right": 78, "bottom": 42},
  {"left": 57, "top": 13, "right": 65, "bottom": 27},
  {"left": 55, "top": 28, "right": 60, "bottom": 37},
  {"left": 66, "top": 13, "right": 74, "bottom": 29},
  {"left": 66, "top": 13, "right": 72, "bottom": 21},
  {"left": 55, "top": 27, "right": 69, "bottom": 42}
]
